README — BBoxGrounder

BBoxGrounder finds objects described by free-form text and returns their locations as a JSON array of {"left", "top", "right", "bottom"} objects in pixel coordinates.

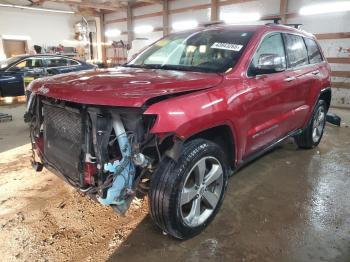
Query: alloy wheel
[
  {"left": 180, "top": 156, "right": 224, "bottom": 227},
  {"left": 312, "top": 106, "right": 325, "bottom": 143}
]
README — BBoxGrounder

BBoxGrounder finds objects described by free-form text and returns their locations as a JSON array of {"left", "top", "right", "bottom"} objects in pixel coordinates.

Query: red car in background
[{"left": 28, "top": 23, "right": 331, "bottom": 239}]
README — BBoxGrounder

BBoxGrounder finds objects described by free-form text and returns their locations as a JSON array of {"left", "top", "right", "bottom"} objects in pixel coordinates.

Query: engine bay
[{"left": 28, "top": 95, "right": 170, "bottom": 214}]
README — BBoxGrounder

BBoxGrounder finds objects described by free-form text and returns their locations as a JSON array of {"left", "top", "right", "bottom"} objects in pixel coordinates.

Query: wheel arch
[
  {"left": 319, "top": 87, "right": 331, "bottom": 111},
  {"left": 184, "top": 124, "right": 236, "bottom": 168}
]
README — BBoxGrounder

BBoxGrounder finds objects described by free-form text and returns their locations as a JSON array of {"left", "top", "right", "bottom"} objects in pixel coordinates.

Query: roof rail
[
  {"left": 202, "top": 21, "right": 224, "bottom": 27},
  {"left": 265, "top": 22, "right": 303, "bottom": 30},
  {"left": 262, "top": 17, "right": 281, "bottom": 24},
  {"left": 284, "top": 23, "right": 302, "bottom": 29}
]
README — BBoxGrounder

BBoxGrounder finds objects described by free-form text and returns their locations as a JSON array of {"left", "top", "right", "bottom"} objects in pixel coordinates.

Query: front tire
[
  {"left": 149, "top": 138, "right": 228, "bottom": 239},
  {"left": 295, "top": 100, "right": 327, "bottom": 149}
]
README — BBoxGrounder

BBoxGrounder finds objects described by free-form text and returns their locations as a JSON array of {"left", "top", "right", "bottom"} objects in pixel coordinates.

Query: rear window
[
  {"left": 284, "top": 34, "right": 308, "bottom": 68},
  {"left": 69, "top": 59, "right": 79, "bottom": 66},
  {"left": 304, "top": 38, "right": 323, "bottom": 64}
]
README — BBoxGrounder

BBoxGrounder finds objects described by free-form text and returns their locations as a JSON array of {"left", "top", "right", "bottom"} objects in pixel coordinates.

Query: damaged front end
[{"left": 29, "top": 95, "right": 171, "bottom": 215}]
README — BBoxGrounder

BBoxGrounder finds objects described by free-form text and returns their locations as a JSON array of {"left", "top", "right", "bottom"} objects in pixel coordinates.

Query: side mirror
[{"left": 252, "top": 54, "right": 285, "bottom": 75}]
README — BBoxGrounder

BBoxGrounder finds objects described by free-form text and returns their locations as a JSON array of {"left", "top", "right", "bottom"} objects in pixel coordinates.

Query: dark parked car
[
  {"left": 0, "top": 54, "right": 95, "bottom": 97},
  {"left": 28, "top": 24, "right": 331, "bottom": 239}
]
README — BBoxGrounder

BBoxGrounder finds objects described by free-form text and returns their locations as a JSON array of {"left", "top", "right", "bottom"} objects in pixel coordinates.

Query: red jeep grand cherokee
[{"left": 28, "top": 24, "right": 331, "bottom": 239}]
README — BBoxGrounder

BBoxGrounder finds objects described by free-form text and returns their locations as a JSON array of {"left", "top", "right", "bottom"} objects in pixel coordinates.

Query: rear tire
[
  {"left": 295, "top": 100, "right": 327, "bottom": 149},
  {"left": 149, "top": 138, "right": 228, "bottom": 239}
]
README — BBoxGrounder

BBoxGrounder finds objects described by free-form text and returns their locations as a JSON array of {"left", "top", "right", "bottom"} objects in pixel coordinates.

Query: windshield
[
  {"left": 0, "top": 56, "right": 23, "bottom": 69},
  {"left": 126, "top": 29, "right": 254, "bottom": 73}
]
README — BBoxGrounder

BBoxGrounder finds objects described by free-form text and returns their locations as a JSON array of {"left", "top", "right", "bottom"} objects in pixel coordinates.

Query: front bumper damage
[{"left": 29, "top": 95, "right": 161, "bottom": 215}]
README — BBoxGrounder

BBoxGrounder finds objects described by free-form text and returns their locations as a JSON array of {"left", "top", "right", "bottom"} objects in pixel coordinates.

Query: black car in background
[{"left": 0, "top": 54, "right": 96, "bottom": 97}]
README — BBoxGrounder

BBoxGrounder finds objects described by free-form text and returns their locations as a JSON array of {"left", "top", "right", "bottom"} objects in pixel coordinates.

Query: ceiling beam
[
  {"left": 51, "top": 0, "right": 123, "bottom": 11},
  {"left": 211, "top": 0, "right": 219, "bottom": 21},
  {"left": 127, "top": 3, "right": 133, "bottom": 45},
  {"left": 136, "top": 0, "right": 163, "bottom": 3},
  {"left": 163, "top": 0, "right": 169, "bottom": 36},
  {"left": 280, "top": 0, "right": 288, "bottom": 23}
]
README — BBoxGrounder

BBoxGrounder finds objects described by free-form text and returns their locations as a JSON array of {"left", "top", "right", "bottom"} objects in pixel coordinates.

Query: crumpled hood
[{"left": 30, "top": 67, "right": 223, "bottom": 107}]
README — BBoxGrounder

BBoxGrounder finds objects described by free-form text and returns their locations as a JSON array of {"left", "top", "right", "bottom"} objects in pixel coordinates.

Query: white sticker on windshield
[{"left": 211, "top": 42, "right": 243, "bottom": 52}]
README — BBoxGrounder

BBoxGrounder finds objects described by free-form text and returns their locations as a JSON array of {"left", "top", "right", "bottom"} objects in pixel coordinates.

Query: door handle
[
  {"left": 312, "top": 70, "right": 320, "bottom": 75},
  {"left": 284, "top": 76, "right": 296, "bottom": 82}
]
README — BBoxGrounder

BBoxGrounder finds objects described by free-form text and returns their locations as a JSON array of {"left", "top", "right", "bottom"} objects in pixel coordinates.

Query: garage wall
[
  {"left": 104, "top": 0, "right": 350, "bottom": 108},
  {"left": 288, "top": 0, "right": 350, "bottom": 108},
  {"left": 0, "top": 7, "right": 77, "bottom": 58}
]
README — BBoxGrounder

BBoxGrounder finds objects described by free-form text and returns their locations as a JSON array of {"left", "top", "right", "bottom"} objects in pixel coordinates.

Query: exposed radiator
[{"left": 43, "top": 103, "right": 82, "bottom": 183}]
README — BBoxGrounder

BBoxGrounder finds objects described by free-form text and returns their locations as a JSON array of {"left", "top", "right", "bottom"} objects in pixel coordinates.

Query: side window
[
  {"left": 304, "top": 38, "right": 323, "bottom": 64},
  {"left": 46, "top": 57, "right": 69, "bottom": 67},
  {"left": 248, "top": 33, "right": 286, "bottom": 76},
  {"left": 284, "top": 34, "right": 308, "bottom": 68},
  {"left": 69, "top": 59, "right": 79, "bottom": 66},
  {"left": 57, "top": 58, "right": 69, "bottom": 67},
  {"left": 26, "top": 58, "right": 43, "bottom": 68},
  {"left": 10, "top": 60, "right": 27, "bottom": 71}
]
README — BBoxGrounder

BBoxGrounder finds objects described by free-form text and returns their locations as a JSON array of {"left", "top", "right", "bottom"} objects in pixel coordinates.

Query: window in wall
[
  {"left": 304, "top": 38, "right": 323, "bottom": 64},
  {"left": 284, "top": 34, "right": 308, "bottom": 68}
]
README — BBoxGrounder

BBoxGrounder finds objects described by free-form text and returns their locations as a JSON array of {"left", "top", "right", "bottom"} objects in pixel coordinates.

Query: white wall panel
[
  {"left": 133, "top": 16, "right": 163, "bottom": 28},
  {"left": 105, "top": 22, "right": 127, "bottom": 32},
  {"left": 133, "top": 4, "right": 162, "bottom": 16},
  {"left": 169, "top": 9, "right": 210, "bottom": 25},
  {"left": 220, "top": 0, "right": 279, "bottom": 17},
  {"left": 332, "top": 89, "right": 350, "bottom": 108},
  {"left": 0, "top": 7, "right": 76, "bottom": 48},
  {"left": 287, "top": 0, "right": 338, "bottom": 13},
  {"left": 288, "top": 12, "right": 350, "bottom": 34},
  {"left": 105, "top": 12, "right": 126, "bottom": 22},
  {"left": 134, "top": 31, "right": 163, "bottom": 42}
]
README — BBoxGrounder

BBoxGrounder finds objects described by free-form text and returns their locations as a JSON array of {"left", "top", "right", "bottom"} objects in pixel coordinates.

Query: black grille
[{"left": 43, "top": 103, "right": 82, "bottom": 183}]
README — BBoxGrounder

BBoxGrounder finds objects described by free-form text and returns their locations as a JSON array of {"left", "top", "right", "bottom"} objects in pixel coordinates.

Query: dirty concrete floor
[{"left": 0, "top": 104, "right": 349, "bottom": 262}]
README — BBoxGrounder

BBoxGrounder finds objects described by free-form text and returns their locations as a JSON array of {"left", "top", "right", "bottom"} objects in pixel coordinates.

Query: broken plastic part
[
  {"left": 326, "top": 112, "right": 341, "bottom": 126},
  {"left": 97, "top": 113, "right": 135, "bottom": 213}
]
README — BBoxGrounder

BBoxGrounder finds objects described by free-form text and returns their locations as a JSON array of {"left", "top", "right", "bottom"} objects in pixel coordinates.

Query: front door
[
  {"left": 243, "top": 32, "right": 299, "bottom": 157},
  {"left": 1, "top": 58, "right": 44, "bottom": 96}
]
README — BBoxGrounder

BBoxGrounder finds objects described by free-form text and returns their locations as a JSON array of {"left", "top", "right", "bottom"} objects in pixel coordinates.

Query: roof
[{"left": 13, "top": 54, "right": 79, "bottom": 59}]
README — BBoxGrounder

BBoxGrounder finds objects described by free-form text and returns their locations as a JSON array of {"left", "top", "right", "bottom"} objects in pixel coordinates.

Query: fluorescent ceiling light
[
  {"left": 0, "top": 3, "right": 74, "bottom": 14},
  {"left": 105, "top": 29, "right": 121, "bottom": 37},
  {"left": 299, "top": 1, "right": 350, "bottom": 16},
  {"left": 221, "top": 12, "right": 261, "bottom": 24},
  {"left": 172, "top": 20, "right": 199, "bottom": 31},
  {"left": 134, "top": 25, "right": 154, "bottom": 34}
]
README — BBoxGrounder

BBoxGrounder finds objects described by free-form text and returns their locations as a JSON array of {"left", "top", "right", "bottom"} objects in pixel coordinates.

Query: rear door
[
  {"left": 44, "top": 57, "right": 71, "bottom": 75},
  {"left": 67, "top": 59, "right": 83, "bottom": 72},
  {"left": 282, "top": 33, "right": 318, "bottom": 129},
  {"left": 304, "top": 37, "right": 328, "bottom": 101}
]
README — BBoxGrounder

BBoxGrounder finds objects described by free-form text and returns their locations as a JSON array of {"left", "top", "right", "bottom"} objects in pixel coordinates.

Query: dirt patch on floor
[{"left": 0, "top": 145, "right": 148, "bottom": 262}]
